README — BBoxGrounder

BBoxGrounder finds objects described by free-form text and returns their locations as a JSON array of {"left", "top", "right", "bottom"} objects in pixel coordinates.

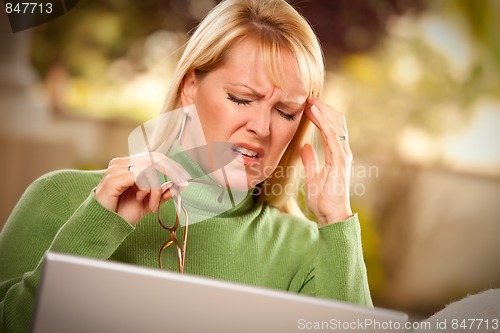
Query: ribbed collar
[{"left": 166, "top": 144, "right": 262, "bottom": 225}]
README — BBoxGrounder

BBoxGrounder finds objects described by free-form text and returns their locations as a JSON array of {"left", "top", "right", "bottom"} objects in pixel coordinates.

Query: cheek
[
  {"left": 196, "top": 100, "right": 249, "bottom": 144},
  {"left": 193, "top": 94, "right": 228, "bottom": 141}
]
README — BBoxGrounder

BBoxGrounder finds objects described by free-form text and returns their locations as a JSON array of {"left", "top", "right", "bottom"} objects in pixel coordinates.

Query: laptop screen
[{"left": 31, "top": 252, "right": 407, "bottom": 333}]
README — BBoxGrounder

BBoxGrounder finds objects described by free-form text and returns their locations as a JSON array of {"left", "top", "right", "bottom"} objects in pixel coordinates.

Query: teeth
[{"left": 234, "top": 147, "right": 258, "bottom": 158}]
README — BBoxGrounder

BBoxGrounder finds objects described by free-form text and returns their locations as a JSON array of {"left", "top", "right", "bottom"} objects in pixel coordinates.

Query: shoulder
[
  {"left": 5, "top": 169, "right": 106, "bottom": 233},
  {"left": 260, "top": 204, "right": 319, "bottom": 241},
  {"left": 29, "top": 169, "right": 104, "bottom": 206},
  {"left": 34, "top": 169, "right": 104, "bottom": 190},
  {"left": 254, "top": 204, "right": 320, "bottom": 271},
  {"left": 40, "top": 168, "right": 103, "bottom": 181}
]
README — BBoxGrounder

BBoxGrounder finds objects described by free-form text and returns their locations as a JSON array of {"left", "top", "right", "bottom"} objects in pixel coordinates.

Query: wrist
[{"left": 317, "top": 210, "right": 353, "bottom": 226}]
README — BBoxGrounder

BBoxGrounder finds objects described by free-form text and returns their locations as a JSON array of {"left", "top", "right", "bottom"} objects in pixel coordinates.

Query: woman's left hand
[{"left": 301, "top": 97, "right": 353, "bottom": 226}]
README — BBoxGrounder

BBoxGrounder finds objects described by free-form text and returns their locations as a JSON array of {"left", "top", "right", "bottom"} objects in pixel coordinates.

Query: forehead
[{"left": 217, "top": 39, "right": 307, "bottom": 98}]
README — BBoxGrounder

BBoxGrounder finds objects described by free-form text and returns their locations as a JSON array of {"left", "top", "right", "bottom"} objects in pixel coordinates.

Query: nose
[{"left": 245, "top": 106, "right": 271, "bottom": 138}]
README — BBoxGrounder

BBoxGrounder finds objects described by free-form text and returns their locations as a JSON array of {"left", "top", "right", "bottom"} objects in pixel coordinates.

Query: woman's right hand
[{"left": 95, "top": 152, "right": 190, "bottom": 226}]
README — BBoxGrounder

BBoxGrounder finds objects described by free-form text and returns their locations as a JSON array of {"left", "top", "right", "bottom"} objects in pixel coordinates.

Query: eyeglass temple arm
[
  {"left": 179, "top": 202, "right": 188, "bottom": 274},
  {"left": 157, "top": 178, "right": 223, "bottom": 273}
]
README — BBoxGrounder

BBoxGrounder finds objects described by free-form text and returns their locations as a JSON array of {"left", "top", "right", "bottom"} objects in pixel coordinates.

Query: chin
[
  {"left": 191, "top": 142, "right": 268, "bottom": 193},
  {"left": 206, "top": 159, "right": 255, "bottom": 192}
]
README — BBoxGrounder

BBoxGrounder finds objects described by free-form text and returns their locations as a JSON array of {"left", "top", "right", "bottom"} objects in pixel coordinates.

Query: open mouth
[
  {"left": 231, "top": 143, "right": 264, "bottom": 166},
  {"left": 232, "top": 146, "right": 259, "bottom": 159}
]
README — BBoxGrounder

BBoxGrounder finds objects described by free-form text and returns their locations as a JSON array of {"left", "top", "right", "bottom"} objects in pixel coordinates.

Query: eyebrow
[
  {"left": 227, "top": 83, "right": 305, "bottom": 108},
  {"left": 227, "top": 83, "right": 265, "bottom": 98}
]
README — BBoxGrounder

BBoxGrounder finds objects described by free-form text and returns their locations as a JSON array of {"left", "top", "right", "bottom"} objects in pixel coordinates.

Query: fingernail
[
  {"left": 311, "top": 105, "right": 320, "bottom": 114},
  {"left": 161, "top": 181, "right": 173, "bottom": 193}
]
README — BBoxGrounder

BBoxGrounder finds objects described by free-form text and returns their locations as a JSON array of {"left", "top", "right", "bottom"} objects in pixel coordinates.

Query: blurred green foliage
[
  {"left": 329, "top": 0, "right": 500, "bottom": 160},
  {"left": 29, "top": 0, "right": 427, "bottom": 122}
]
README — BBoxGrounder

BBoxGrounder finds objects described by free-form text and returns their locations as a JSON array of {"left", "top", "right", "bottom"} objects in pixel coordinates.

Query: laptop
[{"left": 31, "top": 252, "right": 408, "bottom": 333}]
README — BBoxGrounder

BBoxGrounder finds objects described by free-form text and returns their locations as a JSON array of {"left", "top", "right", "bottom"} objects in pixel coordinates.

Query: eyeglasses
[
  {"left": 128, "top": 106, "right": 244, "bottom": 273},
  {"left": 157, "top": 178, "right": 224, "bottom": 273}
]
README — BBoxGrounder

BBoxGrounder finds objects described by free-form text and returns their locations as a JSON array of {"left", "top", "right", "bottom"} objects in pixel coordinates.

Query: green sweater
[{"left": 0, "top": 159, "right": 372, "bottom": 332}]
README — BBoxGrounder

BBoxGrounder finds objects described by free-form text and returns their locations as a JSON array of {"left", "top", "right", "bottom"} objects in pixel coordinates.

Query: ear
[{"left": 180, "top": 70, "right": 198, "bottom": 106}]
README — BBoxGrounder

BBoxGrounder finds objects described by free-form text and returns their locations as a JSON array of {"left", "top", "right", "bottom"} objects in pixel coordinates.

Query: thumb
[{"left": 301, "top": 143, "right": 319, "bottom": 180}]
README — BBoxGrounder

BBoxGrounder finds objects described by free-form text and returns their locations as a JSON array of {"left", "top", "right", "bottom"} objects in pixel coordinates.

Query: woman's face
[{"left": 181, "top": 38, "right": 307, "bottom": 189}]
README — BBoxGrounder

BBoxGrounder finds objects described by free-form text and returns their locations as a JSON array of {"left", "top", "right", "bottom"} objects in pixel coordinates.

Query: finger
[
  {"left": 160, "top": 186, "right": 178, "bottom": 205},
  {"left": 310, "top": 104, "right": 347, "bottom": 164},
  {"left": 128, "top": 153, "right": 190, "bottom": 211},
  {"left": 95, "top": 169, "right": 137, "bottom": 212},
  {"left": 301, "top": 143, "right": 325, "bottom": 203},
  {"left": 310, "top": 98, "right": 344, "bottom": 130},
  {"left": 311, "top": 98, "right": 351, "bottom": 156},
  {"left": 153, "top": 154, "right": 190, "bottom": 187},
  {"left": 147, "top": 181, "right": 178, "bottom": 208},
  {"left": 305, "top": 102, "right": 333, "bottom": 166},
  {"left": 160, "top": 180, "right": 174, "bottom": 194},
  {"left": 145, "top": 166, "right": 162, "bottom": 211},
  {"left": 136, "top": 189, "right": 149, "bottom": 202},
  {"left": 128, "top": 150, "right": 191, "bottom": 185},
  {"left": 310, "top": 99, "right": 349, "bottom": 158},
  {"left": 322, "top": 107, "right": 352, "bottom": 161},
  {"left": 301, "top": 143, "right": 319, "bottom": 178},
  {"left": 338, "top": 113, "right": 353, "bottom": 160},
  {"left": 160, "top": 189, "right": 173, "bottom": 203},
  {"left": 100, "top": 163, "right": 137, "bottom": 190},
  {"left": 128, "top": 162, "right": 155, "bottom": 202},
  {"left": 133, "top": 164, "right": 162, "bottom": 211},
  {"left": 304, "top": 103, "right": 321, "bottom": 129},
  {"left": 108, "top": 156, "right": 131, "bottom": 167},
  {"left": 310, "top": 98, "right": 342, "bottom": 124}
]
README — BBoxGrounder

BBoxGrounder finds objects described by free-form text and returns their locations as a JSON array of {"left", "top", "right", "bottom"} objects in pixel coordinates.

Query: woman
[{"left": 0, "top": 0, "right": 372, "bottom": 331}]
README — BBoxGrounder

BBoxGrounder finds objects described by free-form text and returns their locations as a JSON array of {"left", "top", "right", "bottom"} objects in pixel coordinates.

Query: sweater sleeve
[
  {"left": 297, "top": 214, "right": 373, "bottom": 307},
  {"left": 0, "top": 172, "right": 134, "bottom": 333}
]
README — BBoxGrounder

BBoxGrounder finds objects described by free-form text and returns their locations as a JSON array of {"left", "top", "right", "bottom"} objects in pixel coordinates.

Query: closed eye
[
  {"left": 276, "top": 109, "right": 296, "bottom": 121},
  {"left": 227, "top": 93, "right": 251, "bottom": 106},
  {"left": 228, "top": 93, "right": 297, "bottom": 121}
]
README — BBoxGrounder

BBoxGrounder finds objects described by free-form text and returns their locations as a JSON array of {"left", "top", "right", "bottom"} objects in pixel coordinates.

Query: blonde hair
[{"left": 155, "top": 0, "right": 324, "bottom": 215}]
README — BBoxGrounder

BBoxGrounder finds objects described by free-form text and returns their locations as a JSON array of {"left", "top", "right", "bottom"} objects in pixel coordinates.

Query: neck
[{"left": 167, "top": 142, "right": 256, "bottom": 226}]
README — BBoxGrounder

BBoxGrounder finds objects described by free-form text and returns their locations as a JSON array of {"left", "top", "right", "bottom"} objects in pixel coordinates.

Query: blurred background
[{"left": 1, "top": 0, "right": 499, "bottom": 318}]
